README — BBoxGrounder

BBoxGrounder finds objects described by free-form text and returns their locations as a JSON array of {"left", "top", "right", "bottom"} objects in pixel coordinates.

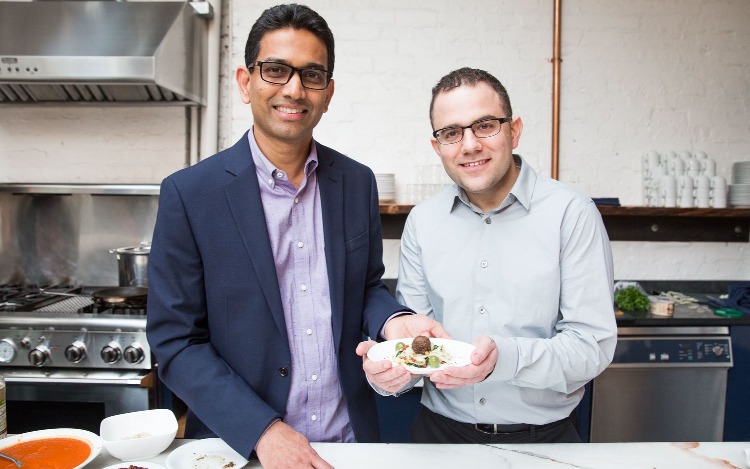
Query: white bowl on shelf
[{"left": 100, "top": 409, "right": 178, "bottom": 461}]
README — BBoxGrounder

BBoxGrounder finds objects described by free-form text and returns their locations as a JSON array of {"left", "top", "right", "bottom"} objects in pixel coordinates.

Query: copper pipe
[{"left": 551, "top": 0, "right": 562, "bottom": 180}]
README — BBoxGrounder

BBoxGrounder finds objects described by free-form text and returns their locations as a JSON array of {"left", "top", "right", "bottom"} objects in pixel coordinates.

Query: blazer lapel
[
  {"left": 317, "top": 148, "right": 346, "bottom": 350},
  {"left": 223, "top": 137, "right": 286, "bottom": 338}
]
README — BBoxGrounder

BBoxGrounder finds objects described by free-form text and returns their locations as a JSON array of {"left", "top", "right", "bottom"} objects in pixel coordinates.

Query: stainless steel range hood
[{"left": 0, "top": 1, "right": 210, "bottom": 105}]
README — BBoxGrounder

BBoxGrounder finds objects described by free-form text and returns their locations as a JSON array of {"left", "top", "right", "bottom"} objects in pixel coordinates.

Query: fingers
[
  {"left": 355, "top": 340, "right": 376, "bottom": 357},
  {"left": 256, "top": 422, "right": 335, "bottom": 469},
  {"left": 429, "top": 344, "right": 498, "bottom": 390}
]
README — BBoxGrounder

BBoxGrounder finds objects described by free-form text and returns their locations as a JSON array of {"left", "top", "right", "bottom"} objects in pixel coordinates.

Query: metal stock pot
[{"left": 109, "top": 242, "right": 151, "bottom": 287}]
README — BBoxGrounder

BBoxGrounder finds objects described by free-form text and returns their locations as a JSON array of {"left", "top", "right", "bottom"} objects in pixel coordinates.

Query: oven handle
[{"left": 3, "top": 373, "right": 150, "bottom": 386}]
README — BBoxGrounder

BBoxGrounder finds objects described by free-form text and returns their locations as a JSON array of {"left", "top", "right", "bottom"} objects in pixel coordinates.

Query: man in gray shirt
[{"left": 359, "top": 67, "right": 617, "bottom": 443}]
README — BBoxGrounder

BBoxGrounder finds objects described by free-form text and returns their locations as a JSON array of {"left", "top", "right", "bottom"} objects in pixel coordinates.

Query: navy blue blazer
[{"left": 146, "top": 133, "right": 406, "bottom": 458}]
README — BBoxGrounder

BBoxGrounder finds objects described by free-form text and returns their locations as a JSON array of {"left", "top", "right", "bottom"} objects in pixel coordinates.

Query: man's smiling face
[
  {"left": 237, "top": 27, "right": 334, "bottom": 149},
  {"left": 430, "top": 82, "right": 523, "bottom": 212}
]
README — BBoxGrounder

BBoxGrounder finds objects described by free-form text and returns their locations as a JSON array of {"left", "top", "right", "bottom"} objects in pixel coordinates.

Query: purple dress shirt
[{"left": 248, "top": 131, "right": 355, "bottom": 443}]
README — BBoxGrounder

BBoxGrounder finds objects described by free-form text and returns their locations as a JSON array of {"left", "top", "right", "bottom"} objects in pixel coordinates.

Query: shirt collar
[
  {"left": 450, "top": 154, "right": 536, "bottom": 215},
  {"left": 247, "top": 128, "right": 319, "bottom": 188}
]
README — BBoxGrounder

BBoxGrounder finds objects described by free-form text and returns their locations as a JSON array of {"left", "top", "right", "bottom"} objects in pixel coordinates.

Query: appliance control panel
[
  {"left": 0, "top": 327, "right": 151, "bottom": 370},
  {"left": 613, "top": 336, "right": 732, "bottom": 365}
]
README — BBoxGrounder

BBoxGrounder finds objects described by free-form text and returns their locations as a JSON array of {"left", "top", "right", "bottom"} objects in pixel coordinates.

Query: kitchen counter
[{"left": 90, "top": 440, "right": 750, "bottom": 468}]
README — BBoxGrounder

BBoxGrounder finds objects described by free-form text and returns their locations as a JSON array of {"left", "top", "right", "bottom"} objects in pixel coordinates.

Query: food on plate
[
  {"left": 118, "top": 466, "right": 148, "bottom": 469},
  {"left": 394, "top": 338, "right": 452, "bottom": 369},
  {"left": 411, "top": 335, "right": 432, "bottom": 354},
  {"left": 0, "top": 437, "right": 91, "bottom": 469}
]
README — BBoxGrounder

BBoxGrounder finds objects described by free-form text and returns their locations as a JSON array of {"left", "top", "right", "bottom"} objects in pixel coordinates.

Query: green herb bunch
[{"left": 614, "top": 286, "right": 650, "bottom": 312}]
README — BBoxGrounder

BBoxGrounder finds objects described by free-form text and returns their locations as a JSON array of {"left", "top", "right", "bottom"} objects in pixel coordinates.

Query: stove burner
[{"left": 0, "top": 285, "right": 146, "bottom": 316}]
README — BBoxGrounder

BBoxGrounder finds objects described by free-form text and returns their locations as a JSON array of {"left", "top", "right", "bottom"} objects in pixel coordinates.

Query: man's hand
[
  {"left": 356, "top": 340, "right": 413, "bottom": 394},
  {"left": 428, "top": 336, "right": 498, "bottom": 389},
  {"left": 382, "top": 314, "right": 451, "bottom": 341},
  {"left": 255, "top": 420, "right": 334, "bottom": 469}
]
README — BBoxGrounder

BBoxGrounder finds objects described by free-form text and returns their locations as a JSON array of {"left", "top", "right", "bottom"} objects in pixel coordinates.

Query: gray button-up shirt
[{"left": 397, "top": 155, "right": 616, "bottom": 425}]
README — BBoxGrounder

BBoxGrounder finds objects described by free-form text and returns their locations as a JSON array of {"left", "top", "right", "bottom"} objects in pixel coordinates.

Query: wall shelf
[{"left": 380, "top": 205, "right": 750, "bottom": 242}]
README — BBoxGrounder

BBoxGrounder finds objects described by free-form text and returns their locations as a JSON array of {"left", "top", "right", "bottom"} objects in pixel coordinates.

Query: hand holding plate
[
  {"left": 357, "top": 340, "right": 413, "bottom": 393},
  {"left": 382, "top": 314, "right": 451, "bottom": 341},
  {"left": 429, "top": 336, "right": 498, "bottom": 389}
]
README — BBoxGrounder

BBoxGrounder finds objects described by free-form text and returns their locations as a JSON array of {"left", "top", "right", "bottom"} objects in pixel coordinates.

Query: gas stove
[{"left": 0, "top": 285, "right": 150, "bottom": 371}]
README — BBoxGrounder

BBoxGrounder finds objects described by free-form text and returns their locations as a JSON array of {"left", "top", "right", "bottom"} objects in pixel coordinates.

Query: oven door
[{"left": 4, "top": 369, "right": 156, "bottom": 433}]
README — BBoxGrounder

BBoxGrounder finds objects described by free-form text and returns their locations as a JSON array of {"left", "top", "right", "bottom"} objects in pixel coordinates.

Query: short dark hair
[
  {"left": 244, "top": 4, "right": 335, "bottom": 76},
  {"left": 429, "top": 67, "right": 512, "bottom": 126}
]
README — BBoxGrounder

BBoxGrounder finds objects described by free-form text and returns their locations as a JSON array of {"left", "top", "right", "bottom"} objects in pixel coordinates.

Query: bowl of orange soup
[{"left": 0, "top": 428, "right": 102, "bottom": 469}]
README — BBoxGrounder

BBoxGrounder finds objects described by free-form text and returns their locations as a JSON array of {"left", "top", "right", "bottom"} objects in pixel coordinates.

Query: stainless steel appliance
[
  {"left": 0, "top": 1, "right": 211, "bottom": 105},
  {"left": 0, "top": 286, "right": 155, "bottom": 433},
  {"left": 589, "top": 326, "right": 732, "bottom": 442}
]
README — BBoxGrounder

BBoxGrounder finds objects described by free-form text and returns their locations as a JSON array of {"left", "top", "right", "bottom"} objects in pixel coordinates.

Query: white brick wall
[{"left": 1, "top": 0, "right": 748, "bottom": 280}]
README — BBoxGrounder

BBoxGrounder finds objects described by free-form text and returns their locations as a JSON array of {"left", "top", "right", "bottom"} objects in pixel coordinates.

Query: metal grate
[{"left": 36, "top": 296, "right": 93, "bottom": 313}]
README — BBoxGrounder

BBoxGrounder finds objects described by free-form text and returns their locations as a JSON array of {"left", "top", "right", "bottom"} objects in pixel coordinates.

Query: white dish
[
  {"left": 166, "top": 438, "right": 249, "bottom": 469},
  {"left": 0, "top": 428, "right": 102, "bottom": 469},
  {"left": 103, "top": 462, "right": 166, "bottom": 469},
  {"left": 368, "top": 337, "right": 476, "bottom": 375}
]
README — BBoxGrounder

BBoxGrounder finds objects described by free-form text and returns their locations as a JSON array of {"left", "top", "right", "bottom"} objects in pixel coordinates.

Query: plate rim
[
  {"left": 165, "top": 437, "right": 249, "bottom": 469},
  {"left": 368, "top": 337, "right": 476, "bottom": 375},
  {"left": 102, "top": 462, "right": 166, "bottom": 469},
  {"left": 0, "top": 427, "right": 103, "bottom": 469}
]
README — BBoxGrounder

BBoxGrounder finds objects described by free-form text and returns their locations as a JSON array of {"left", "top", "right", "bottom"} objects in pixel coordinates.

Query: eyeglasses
[
  {"left": 432, "top": 117, "right": 512, "bottom": 145},
  {"left": 249, "top": 61, "right": 332, "bottom": 90}
]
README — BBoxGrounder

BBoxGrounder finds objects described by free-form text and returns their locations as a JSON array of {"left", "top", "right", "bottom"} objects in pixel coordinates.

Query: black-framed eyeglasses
[
  {"left": 249, "top": 61, "right": 332, "bottom": 90},
  {"left": 432, "top": 117, "right": 512, "bottom": 145}
]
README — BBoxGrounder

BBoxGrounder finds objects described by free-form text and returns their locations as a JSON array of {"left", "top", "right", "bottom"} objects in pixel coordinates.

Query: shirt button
[
  {"left": 485, "top": 217, "right": 491, "bottom": 224},
  {"left": 278, "top": 367, "right": 289, "bottom": 377},
  {"left": 479, "top": 398, "right": 486, "bottom": 405},
  {"left": 311, "top": 415, "right": 318, "bottom": 421},
  {"left": 276, "top": 171, "right": 283, "bottom": 178},
  {"left": 306, "top": 328, "right": 313, "bottom": 335},
  {"left": 297, "top": 241, "right": 304, "bottom": 248},
  {"left": 481, "top": 261, "right": 488, "bottom": 268},
  {"left": 294, "top": 197, "right": 299, "bottom": 204},
  {"left": 479, "top": 306, "right": 486, "bottom": 314},
  {"left": 267, "top": 178, "right": 273, "bottom": 185},
  {"left": 311, "top": 374, "right": 318, "bottom": 381},
  {"left": 301, "top": 284, "right": 308, "bottom": 291}
]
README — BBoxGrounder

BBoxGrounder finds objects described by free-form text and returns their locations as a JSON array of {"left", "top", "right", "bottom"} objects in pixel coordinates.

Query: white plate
[
  {"left": 367, "top": 337, "right": 476, "bottom": 375},
  {"left": 0, "top": 428, "right": 102, "bottom": 469},
  {"left": 103, "top": 463, "right": 166, "bottom": 469},
  {"left": 166, "top": 438, "right": 249, "bottom": 469}
]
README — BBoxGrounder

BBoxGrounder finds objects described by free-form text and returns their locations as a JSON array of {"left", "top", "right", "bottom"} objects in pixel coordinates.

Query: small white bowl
[{"left": 100, "top": 409, "right": 178, "bottom": 461}]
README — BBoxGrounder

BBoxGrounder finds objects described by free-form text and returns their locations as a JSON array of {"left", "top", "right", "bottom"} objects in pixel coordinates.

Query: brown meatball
[{"left": 411, "top": 335, "right": 432, "bottom": 355}]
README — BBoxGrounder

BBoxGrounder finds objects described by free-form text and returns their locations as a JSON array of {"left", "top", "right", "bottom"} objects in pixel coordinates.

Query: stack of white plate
[
  {"left": 375, "top": 173, "right": 396, "bottom": 203},
  {"left": 729, "top": 161, "right": 750, "bottom": 208}
]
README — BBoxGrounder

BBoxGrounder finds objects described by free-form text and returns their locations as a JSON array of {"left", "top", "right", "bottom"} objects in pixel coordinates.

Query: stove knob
[
  {"left": 29, "top": 345, "right": 51, "bottom": 367},
  {"left": 123, "top": 343, "right": 145, "bottom": 364},
  {"left": 64, "top": 340, "right": 87, "bottom": 363},
  {"left": 101, "top": 342, "right": 122, "bottom": 364},
  {"left": 712, "top": 345, "right": 725, "bottom": 356}
]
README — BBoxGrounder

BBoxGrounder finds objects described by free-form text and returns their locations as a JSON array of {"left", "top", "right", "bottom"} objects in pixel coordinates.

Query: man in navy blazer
[{"left": 147, "top": 4, "right": 444, "bottom": 469}]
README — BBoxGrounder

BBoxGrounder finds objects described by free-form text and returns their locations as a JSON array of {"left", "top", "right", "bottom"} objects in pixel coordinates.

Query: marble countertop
[{"left": 91, "top": 440, "right": 750, "bottom": 469}]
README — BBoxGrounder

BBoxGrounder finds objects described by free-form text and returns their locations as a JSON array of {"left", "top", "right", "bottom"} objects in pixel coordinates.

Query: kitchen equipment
[
  {"left": 0, "top": 285, "right": 155, "bottom": 434},
  {"left": 110, "top": 244, "right": 151, "bottom": 287},
  {"left": 0, "top": 1, "right": 210, "bottom": 105},
  {"left": 39, "top": 286, "right": 148, "bottom": 308},
  {"left": 589, "top": 326, "right": 732, "bottom": 442}
]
